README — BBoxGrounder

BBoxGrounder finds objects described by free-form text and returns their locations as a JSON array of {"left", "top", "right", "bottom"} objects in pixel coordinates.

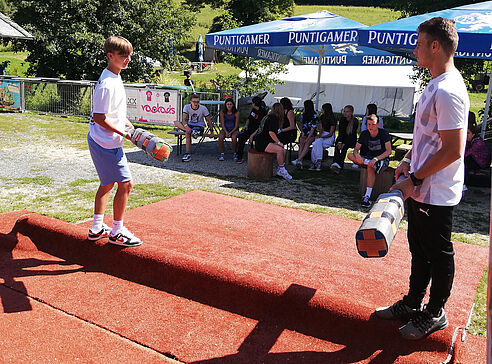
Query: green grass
[
  {"left": 16, "top": 176, "right": 52, "bottom": 185},
  {"left": 0, "top": 51, "right": 29, "bottom": 76},
  {"left": 294, "top": 5, "right": 402, "bottom": 25},
  {"left": 469, "top": 91, "right": 488, "bottom": 117}
]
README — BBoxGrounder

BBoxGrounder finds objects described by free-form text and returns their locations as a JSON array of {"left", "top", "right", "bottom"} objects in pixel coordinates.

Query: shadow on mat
[
  {"left": 13, "top": 216, "right": 450, "bottom": 362},
  {"left": 0, "top": 232, "right": 83, "bottom": 313}
]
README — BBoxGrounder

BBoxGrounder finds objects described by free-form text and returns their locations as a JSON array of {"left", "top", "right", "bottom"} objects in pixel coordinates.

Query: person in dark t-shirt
[
  {"left": 235, "top": 96, "right": 267, "bottom": 163},
  {"left": 348, "top": 114, "right": 392, "bottom": 207}
]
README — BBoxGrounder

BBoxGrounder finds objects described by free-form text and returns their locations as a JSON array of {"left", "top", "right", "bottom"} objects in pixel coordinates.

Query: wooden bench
[
  {"left": 359, "top": 165, "right": 396, "bottom": 200},
  {"left": 247, "top": 149, "right": 273, "bottom": 179},
  {"left": 394, "top": 143, "right": 412, "bottom": 160},
  {"left": 168, "top": 130, "right": 216, "bottom": 155}
]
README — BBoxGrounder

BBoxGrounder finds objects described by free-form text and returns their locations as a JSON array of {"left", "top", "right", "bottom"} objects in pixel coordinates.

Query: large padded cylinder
[
  {"left": 247, "top": 149, "right": 273, "bottom": 179},
  {"left": 356, "top": 189, "right": 404, "bottom": 258},
  {"left": 131, "top": 128, "right": 172, "bottom": 163}
]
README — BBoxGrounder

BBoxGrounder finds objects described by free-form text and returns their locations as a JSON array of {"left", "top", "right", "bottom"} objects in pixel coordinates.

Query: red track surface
[{"left": 0, "top": 191, "right": 487, "bottom": 363}]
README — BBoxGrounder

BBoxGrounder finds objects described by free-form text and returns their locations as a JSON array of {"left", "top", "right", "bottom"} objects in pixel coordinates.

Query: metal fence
[
  {"left": 21, "top": 78, "right": 95, "bottom": 117},
  {"left": 0, "top": 76, "right": 238, "bottom": 123}
]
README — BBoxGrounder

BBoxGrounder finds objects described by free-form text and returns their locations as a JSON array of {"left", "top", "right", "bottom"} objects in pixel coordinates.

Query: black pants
[
  {"left": 464, "top": 155, "right": 481, "bottom": 185},
  {"left": 333, "top": 144, "right": 351, "bottom": 169},
  {"left": 236, "top": 129, "right": 255, "bottom": 160},
  {"left": 403, "top": 198, "right": 455, "bottom": 314}
]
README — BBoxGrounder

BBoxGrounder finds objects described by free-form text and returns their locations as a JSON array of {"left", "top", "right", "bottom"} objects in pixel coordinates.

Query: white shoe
[
  {"left": 291, "top": 159, "right": 299, "bottom": 166},
  {"left": 352, "top": 164, "right": 359, "bottom": 169},
  {"left": 331, "top": 162, "right": 341, "bottom": 170},
  {"left": 276, "top": 168, "right": 292, "bottom": 180},
  {"left": 462, "top": 184, "right": 468, "bottom": 192}
]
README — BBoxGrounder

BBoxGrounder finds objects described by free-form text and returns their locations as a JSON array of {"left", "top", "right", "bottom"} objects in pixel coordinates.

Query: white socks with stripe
[{"left": 91, "top": 214, "right": 104, "bottom": 232}]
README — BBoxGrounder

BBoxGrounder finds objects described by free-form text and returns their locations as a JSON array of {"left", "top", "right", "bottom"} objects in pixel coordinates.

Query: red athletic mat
[{"left": 0, "top": 191, "right": 487, "bottom": 363}]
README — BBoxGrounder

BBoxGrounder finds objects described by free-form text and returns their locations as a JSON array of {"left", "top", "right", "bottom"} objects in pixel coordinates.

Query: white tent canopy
[
  {"left": 0, "top": 13, "right": 33, "bottom": 40},
  {"left": 256, "top": 64, "right": 418, "bottom": 117}
]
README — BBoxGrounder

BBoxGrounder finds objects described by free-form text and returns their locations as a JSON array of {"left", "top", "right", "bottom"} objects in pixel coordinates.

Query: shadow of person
[{"left": 0, "top": 232, "right": 84, "bottom": 313}]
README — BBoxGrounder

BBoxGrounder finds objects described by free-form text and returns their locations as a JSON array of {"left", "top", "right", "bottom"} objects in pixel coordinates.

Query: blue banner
[{"left": 0, "top": 79, "right": 21, "bottom": 110}]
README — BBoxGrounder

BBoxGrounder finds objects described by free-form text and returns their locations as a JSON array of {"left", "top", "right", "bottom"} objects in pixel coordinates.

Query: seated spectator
[
  {"left": 361, "top": 103, "right": 384, "bottom": 132},
  {"left": 291, "top": 100, "right": 318, "bottom": 169},
  {"left": 218, "top": 98, "right": 240, "bottom": 161},
  {"left": 250, "top": 102, "right": 292, "bottom": 180},
  {"left": 307, "top": 103, "right": 337, "bottom": 171},
  {"left": 278, "top": 97, "right": 297, "bottom": 145},
  {"left": 331, "top": 105, "right": 359, "bottom": 173},
  {"left": 348, "top": 114, "right": 392, "bottom": 207},
  {"left": 174, "top": 93, "right": 215, "bottom": 162},
  {"left": 464, "top": 120, "right": 490, "bottom": 189},
  {"left": 235, "top": 96, "right": 267, "bottom": 164},
  {"left": 183, "top": 70, "right": 195, "bottom": 92}
]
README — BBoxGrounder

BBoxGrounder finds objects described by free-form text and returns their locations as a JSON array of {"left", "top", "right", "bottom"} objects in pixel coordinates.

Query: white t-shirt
[
  {"left": 411, "top": 69, "right": 469, "bottom": 206},
  {"left": 183, "top": 103, "right": 209, "bottom": 128},
  {"left": 89, "top": 68, "right": 126, "bottom": 149}
]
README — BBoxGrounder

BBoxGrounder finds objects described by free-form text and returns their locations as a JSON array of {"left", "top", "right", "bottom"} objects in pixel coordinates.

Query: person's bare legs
[
  {"left": 94, "top": 183, "right": 114, "bottom": 215},
  {"left": 218, "top": 129, "right": 226, "bottom": 153},
  {"left": 297, "top": 135, "right": 315, "bottom": 161},
  {"left": 113, "top": 180, "right": 133, "bottom": 221},
  {"left": 367, "top": 165, "right": 376, "bottom": 188},
  {"left": 185, "top": 129, "right": 192, "bottom": 152},
  {"left": 231, "top": 131, "right": 238, "bottom": 153},
  {"left": 265, "top": 143, "right": 285, "bottom": 165}
]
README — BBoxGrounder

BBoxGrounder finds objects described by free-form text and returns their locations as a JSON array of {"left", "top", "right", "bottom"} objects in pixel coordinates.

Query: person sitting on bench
[
  {"left": 291, "top": 99, "right": 318, "bottom": 169},
  {"left": 308, "top": 102, "right": 336, "bottom": 171},
  {"left": 217, "top": 98, "right": 240, "bottom": 161},
  {"left": 174, "top": 93, "right": 215, "bottom": 162},
  {"left": 235, "top": 96, "right": 267, "bottom": 164},
  {"left": 277, "top": 97, "right": 297, "bottom": 145},
  {"left": 348, "top": 114, "right": 392, "bottom": 207},
  {"left": 464, "top": 114, "right": 491, "bottom": 190}
]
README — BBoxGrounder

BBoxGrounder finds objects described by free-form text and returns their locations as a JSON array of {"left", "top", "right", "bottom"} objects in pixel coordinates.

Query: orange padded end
[
  {"left": 369, "top": 211, "right": 383, "bottom": 219},
  {"left": 357, "top": 239, "right": 388, "bottom": 257},
  {"left": 143, "top": 139, "right": 149, "bottom": 147},
  {"left": 154, "top": 145, "right": 171, "bottom": 161}
]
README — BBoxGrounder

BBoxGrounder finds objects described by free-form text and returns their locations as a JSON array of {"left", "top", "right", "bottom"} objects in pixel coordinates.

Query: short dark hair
[
  {"left": 190, "top": 93, "right": 200, "bottom": 100},
  {"left": 367, "top": 103, "right": 377, "bottom": 115},
  {"left": 417, "top": 17, "right": 458, "bottom": 56}
]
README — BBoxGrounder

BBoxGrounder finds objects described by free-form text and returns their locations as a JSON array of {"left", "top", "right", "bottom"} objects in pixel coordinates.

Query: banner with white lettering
[{"left": 126, "top": 87, "right": 178, "bottom": 126}]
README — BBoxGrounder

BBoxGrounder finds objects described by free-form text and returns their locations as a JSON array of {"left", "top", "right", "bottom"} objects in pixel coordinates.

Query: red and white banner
[{"left": 126, "top": 87, "right": 178, "bottom": 126}]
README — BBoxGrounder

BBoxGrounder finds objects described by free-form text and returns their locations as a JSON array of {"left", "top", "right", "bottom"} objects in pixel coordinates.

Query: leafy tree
[
  {"left": 12, "top": 0, "right": 195, "bottom": 82},
  {"left": 390, "top": 0, "right": 483, "bottom": 17},
  {"left": 186, "top": 0, "right": 294, "bottom": 27}
]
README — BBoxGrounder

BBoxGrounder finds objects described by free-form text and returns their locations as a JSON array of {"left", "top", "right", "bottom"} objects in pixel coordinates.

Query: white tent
[{"left": 260, "top": 64, "right": 419, "bottom": 118}]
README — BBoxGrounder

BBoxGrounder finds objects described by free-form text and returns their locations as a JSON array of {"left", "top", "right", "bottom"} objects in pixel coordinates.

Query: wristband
[
  {"left": 279, "top": 129, "right": 283, "bottom": 133},
  {"left": 276, "top": 141, "right": 282, "bottom": 145},
  {"left": 403, "top": 157, "right": 411, "bottom": 164},
  {"left": 409, "top": 172, "right": 423, "bottom": 186},
  {"left": 122, "top": 132, "right": 127, "bottom": 138},
  {"left": 373, "top": 157, "right": 378, "bottom": 162}
]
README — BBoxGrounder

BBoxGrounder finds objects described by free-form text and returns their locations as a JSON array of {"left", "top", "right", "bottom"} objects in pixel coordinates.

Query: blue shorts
[{"left": 87, "top": 133, "right": 132, "bottom": 186}]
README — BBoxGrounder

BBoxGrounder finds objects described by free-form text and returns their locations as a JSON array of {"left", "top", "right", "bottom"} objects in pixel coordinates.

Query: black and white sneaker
[
  {"left": 182, "top": 153, "right": 191, "bottom": 162},
  {"left": 109, "top": 227, "right": 142, "bottom": 247},
  {"left": 361, "top": 195, "right": 372, "bottom": 208},
  {"left": 399, "top": 308, "right": 448, "bottom": 340},
  {"left": 375, "top": 299, "right": 422, "bottom": 320},
  {"left": 88, "top": 223, "right": 111, "bottom": 241}
]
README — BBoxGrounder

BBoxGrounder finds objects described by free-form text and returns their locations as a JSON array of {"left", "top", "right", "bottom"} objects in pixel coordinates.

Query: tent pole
[
  {"left": 480, "top": 67, "right": 492, "bottom": 139},
  {"left": 315, "top": 53, "right": 322, "bottom": 112}
]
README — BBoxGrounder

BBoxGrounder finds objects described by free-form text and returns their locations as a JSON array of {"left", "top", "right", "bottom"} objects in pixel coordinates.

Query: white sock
[
  {"left": 91, "top": 214, "right": 104, "bottom": 232},
  {"left": 365, "top": 187, "right": 373, "bottom": 198},
  {"left": 279, "top": 164, "right": 286, "bottom": 171},
  {"left": 112, "top": 220, "right": 123, "bottom": 235}
]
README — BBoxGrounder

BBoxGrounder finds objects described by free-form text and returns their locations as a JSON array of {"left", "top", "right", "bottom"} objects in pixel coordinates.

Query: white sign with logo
[{"left": 125, "top": 87, "right": 178, "bottom": 126}]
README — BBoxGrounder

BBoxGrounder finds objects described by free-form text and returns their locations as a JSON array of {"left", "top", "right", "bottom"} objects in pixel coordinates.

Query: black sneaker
[
  {"left": 361, "top": 195, "right": 371, "bottom": 208},
  {"left": 182, "top": 153, "right": 191, "bottom": 162},
  {"left": 374, "top": 299, "right": 423, "bottom": 320},
  {"left": 88, "top": 223, "right": 111, "bottom": 241},
  {"left": 399, "top": 308, "right": 448, "bottom": 340},
  {"left": 108, "top": 227, "right": 142, "bottom": 247}
]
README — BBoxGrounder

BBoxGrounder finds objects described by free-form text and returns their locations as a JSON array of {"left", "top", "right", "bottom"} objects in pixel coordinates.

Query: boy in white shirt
[
  {"left": 87, "top": 35, "right": 142, "bottom": 247},
  {"left": 374, "top": 18, "right": 469, "bottom": 340}
]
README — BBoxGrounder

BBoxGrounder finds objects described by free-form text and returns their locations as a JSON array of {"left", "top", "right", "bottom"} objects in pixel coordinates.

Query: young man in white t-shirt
[
  {"left": 87, "top": 36, "right": 142, "bottom": 247},
  {"left": 174, "top": 94, "right": 215, "bottom": 162},
  {"left": 374, "top": 17, "right": 469, "bottom": 340}
]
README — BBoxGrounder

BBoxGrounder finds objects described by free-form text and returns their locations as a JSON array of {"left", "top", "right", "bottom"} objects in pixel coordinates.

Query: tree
[
  {"left": 186, "top": 0, "right": 294, "bottom": 27},
  {"left": 12, "top": 0, "right": 195, "bottom": 82}
]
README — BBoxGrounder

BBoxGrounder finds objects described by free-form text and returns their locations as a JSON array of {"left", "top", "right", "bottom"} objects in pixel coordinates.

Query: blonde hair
[
  {"left": 104, "top": 36, "right": 133, "bottom": 56},
  {"left": 344, "top": 105, "right": 355, "bottom": 135},
  {"left": 270, "top": 102, "right": 284, "bottom": 127}
]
